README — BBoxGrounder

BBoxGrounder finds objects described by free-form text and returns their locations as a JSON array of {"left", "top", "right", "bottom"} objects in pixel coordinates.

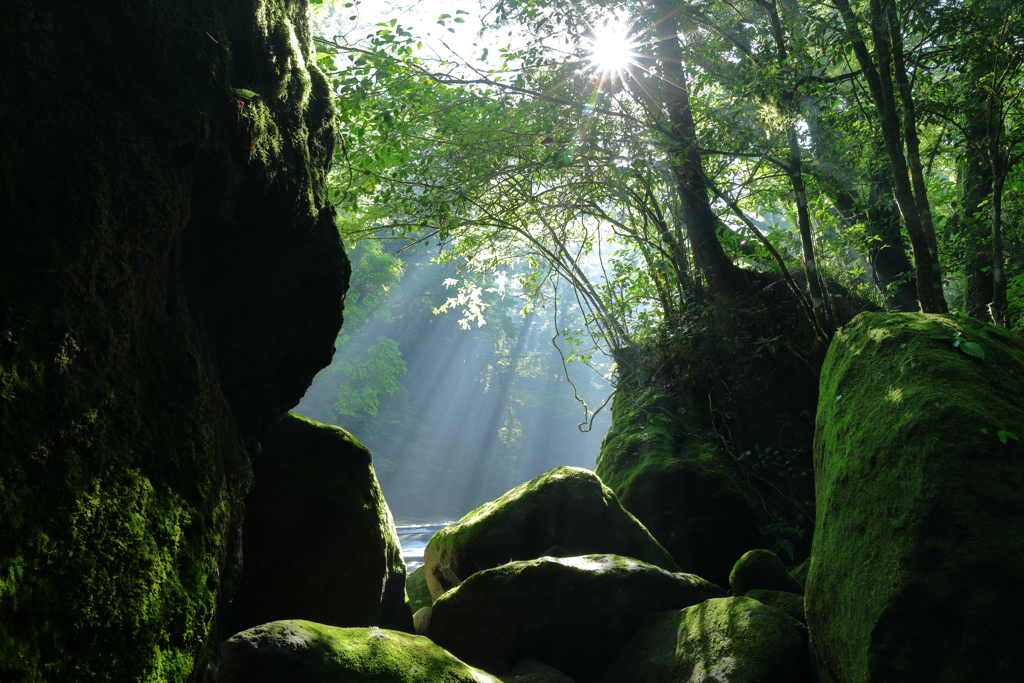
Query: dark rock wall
[
  {"left": 0, "top": 1, "right": 347, "bottom": 681},
  {"left": 224, "top": 413, "right": 411, "bottom": 638}
]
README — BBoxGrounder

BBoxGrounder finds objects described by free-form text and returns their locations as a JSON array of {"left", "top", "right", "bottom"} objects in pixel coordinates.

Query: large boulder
[
  {"left": 215, "top": 620, "right": 501, "bottom": 683},
  {"left": 424, "top": 467, "right": 678, "bottom": 600},
  {"left": 730, "top": 549, "right": 804, "bottom": 596},
  {"left": 595, "top": 390, "right": 764, "bottom": 588},
  {"left": 427, "top": 554, "right": 724, "bottom": 681},
  {"left": 808, "top": 313, "right": 1024, "bottom": 682},
  {"left": 597, "top": 597, "right": 808, "bottom": 683},
  {"left": 406, "top": 565, "right": 432, "bottom": 613},
  {"left": 0, "top": 0, "right": 346, "bottom": 679},
  {"left": 227, "top": 412, "right": 411, "bottom": 634}
]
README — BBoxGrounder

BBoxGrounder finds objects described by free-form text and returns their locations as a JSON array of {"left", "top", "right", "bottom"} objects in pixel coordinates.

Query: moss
[
  {"left": 217, "top": 620, "right": 502, "bottom": 683},
  {"left": 226, "top": 413, "right": 411, "bottom": 634},
  {"left": 428, "top": 554, "right": 723, "bottom": 681},
  {"left": 423, "top": 466, "right": 677, "bottom": 600},
  {"left": 595, "top": 384, "right": 764, "bottom": 587},
  {"left": 745, "top": 589, "right": 806, "bottom": 626},
  {"left": 600, "top": 597, "right": 808, "bottom": 683},
  {"left": 808, "top": 312, "right": 1024, "bottom": 682},
  {"left": 0, "top": 0, "right": 344, "bottom": 680},
  {"left": 406, "top": 566, "right": 432, "bottom": 612},
  {"left": 729, "top": 549, "right": 804, "bottom": 596}
]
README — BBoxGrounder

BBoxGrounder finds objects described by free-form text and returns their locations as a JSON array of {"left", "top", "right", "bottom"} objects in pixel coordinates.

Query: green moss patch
[
  {"left": 216, "top": 620, "right": 501, "bottom": 683},
  {"left": 808, "top": 312, "right": 1024, "bottom": 682},
  {"left": 599, "top": 597, "right": 808, "bottom": 683},
  {"left": 424, "top": 466, "right": 677, "bottom": 600}
]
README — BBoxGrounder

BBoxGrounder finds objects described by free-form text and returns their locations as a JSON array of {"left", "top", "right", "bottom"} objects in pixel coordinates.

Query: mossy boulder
[
  {"left": 808, "top": 312, "right": 1024, "bottom": 682},
  {"left": 745, "top": 589, "right": 806, "bottom": 626},
  {"left": 423, "top": 466, "right": 678, "bottom": 600},
  {"left": 406, "top": 565, "right": 432, "bottom": 613},
  {"left": 595, "top": 390, "right": 764, "bottom": 588},
  {"left": 1, "top": 0, "right": 345, "bottom": 680},
  {"left": 427, "top": 554, "right": 724, "bottom": 681},
  {"left": 788, "top": 557, "right": 810, "bottom": 589},
  {"left": 214, "top": 620, "right": 501, "bottom": 683},
  {"left": 226, "top": 413, "right": 411, "bottom": 635},
  {"left": 597, "top": 597, "right": 808, "bottom": 683},
  {"left": 730, "top": 549, "right": 804, "bottom": 596}
]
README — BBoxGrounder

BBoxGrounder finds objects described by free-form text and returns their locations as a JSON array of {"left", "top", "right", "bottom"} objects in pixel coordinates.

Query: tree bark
[
  {"left": 835, "top": 0, "right": 948, "bottom": 312},
  {"left": 653, "top": 2, "right": 738, "bottom": 299}
]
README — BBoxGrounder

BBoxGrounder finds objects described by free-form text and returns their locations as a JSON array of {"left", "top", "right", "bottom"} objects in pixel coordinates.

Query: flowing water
[{"left": 395, "top": 522, "right": 452, "bottom": 572}]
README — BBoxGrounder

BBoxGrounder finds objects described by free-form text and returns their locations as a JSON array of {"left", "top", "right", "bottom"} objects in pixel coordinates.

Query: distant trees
[{"left": 312, "top": 0, "right": 1024, "bottom": 363}]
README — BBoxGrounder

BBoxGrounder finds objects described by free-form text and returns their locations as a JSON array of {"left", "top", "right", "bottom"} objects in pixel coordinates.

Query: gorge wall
[{"left": 0, "top": 1, "right": 347, "bottom": 680}]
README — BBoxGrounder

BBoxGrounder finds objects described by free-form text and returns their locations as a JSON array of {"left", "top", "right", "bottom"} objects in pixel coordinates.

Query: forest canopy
[{"left": 309, "top": 0, "right": 1023, "bottom": 358}]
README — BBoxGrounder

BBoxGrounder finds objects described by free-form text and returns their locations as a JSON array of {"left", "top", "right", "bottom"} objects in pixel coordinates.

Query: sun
[{"left": 587, "top": 20, "right": 637, "bottom": 76}]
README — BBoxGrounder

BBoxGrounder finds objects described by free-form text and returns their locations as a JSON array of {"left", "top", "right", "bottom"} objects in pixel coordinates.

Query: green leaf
[
  {"left": 231, "top": 87, "right": 258, "bottom": 99},
  {"left": 998, "top": 430, "right": 1019, "bottom": 444},
  {"left": 958, "top": 341, "right": 985, "bottom": 360}
]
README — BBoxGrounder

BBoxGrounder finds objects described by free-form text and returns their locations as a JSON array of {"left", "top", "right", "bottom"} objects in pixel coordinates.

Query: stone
[
  {"left": 730, "top": 548, "right": 805, "bottom": 596},
  {"left": 0, "top": 0, "right": 346, "bottom": 679},
  {"left": 406, "top": 564, "right": 432, "bottom": 613},
  {"left": 597, "top": 597, "right": 808, "bottom": 683},
  {"left": 808, "top": 312, "right": 1024, "bottom": 682},
  {"left": 745, "top": 589, "right": 806, "bottom": 626},
  {"left": 789, "top": 557, "right": 810, "bottom": 589},
  {"left": 413, "top": 606, "right": 431, "bottom": 636},
  {"left": 499, "top": 658, "right": 577, "bottom": 683},
  {"left": 227, "top": 413, "right": 411, "bottom": 635},
  {"left": 214, "top": 620, "right": 501, "bottom": 683},
  {"left": 424, "top": 466, "right": 678, "bottom": 600},
  {"left": 427, "top": 554, "right": 724, "bottom": 681},
  {"left": 595, "top": 391, "right": 765, "bottom": 588}
]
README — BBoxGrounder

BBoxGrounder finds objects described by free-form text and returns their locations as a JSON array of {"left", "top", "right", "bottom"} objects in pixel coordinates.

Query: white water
[{"left": 396, "top": 522, "right": 452, "bottom": 571}]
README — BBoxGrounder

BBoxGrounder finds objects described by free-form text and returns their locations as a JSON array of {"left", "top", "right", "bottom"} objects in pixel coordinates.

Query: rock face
[
  {"left": 424, "top": 466, "right": 678, "bottom": 600},
  {"left": 745, "top": 589, "right": 806, "bottom": 626},
  {"left": 730, "top": 549, "right": 804, "bottom": 596},
  {"left": 406, "top": 564, "right": 432, "bottom": 613},
  {"left": 595, "top": 391, "right": 764, "bottom": 588},
  {"left": 226, "top": 413, "right": 411, "bottom": 635},
  {"left": 0, "top": 1, "right": 346, "bottom": 680},
  {"left": 598, "top": 597, "right": 808, "bottom": 683},
  {"left": 215, "top": 620, "right": 501, "bottom": 683},
  {"left": 808, "top": 313, "right": 1024, "bottom": 682},
  {"left": 427, "top": 554, "right": 724, "bottom": 681}
]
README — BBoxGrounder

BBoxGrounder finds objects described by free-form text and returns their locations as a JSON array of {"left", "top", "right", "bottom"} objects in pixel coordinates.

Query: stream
[{"left": 396, "top": 522, "right": 452, "bottom": 572}]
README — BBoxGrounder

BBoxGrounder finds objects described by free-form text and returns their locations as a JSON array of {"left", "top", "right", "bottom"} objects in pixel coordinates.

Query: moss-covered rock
[
  {"left": 423, "top": 467, "right": 678, "bottom": 600},
  {"left": 745, "top": 589, "right": 806, "bottom": 626},
  {"left": 595, "top": 390, "right": 764, "bottom": 587},
  {"left": 0, "top": 1, "right": 346, "bottom": 680},
  {"left": 788, "top": 556, "right": 810, "bottom": 589},
  {"left": 427, "top": 554, "right": 723, "bottom": 681},
  {"left": 406, "top": 565, "right": 432, "bottom": 613},
  {"left": 808, "top": 312, "right": 1024, "bottom": 682},
  {"left": 597, "top": 597, "right": 808, "bottom": 683},
  {"left": 226, "top": 413, "right": 411, "bottom": 635},
  {"left": 730, "top": 549, "right": 804, "bottom": 596},
  {"left": 214, "top": 620, "right": 501, "bottom": 683}
]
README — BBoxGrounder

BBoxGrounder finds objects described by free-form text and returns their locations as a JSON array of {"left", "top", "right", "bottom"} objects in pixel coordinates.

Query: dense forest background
[{"left": 298, "top": 0, "right": 1023, "bottom": 520}]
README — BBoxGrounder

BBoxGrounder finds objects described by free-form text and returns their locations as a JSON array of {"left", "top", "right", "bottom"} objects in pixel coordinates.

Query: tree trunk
[
  {"left": 653, "top": 3, "right": 738, "bottom": 299},
  {"left": 835, "top": 0, "right": 948, "bottom": 313},
  {"left": 960, "top": 93, "right": 995, "bottom": 320}
]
